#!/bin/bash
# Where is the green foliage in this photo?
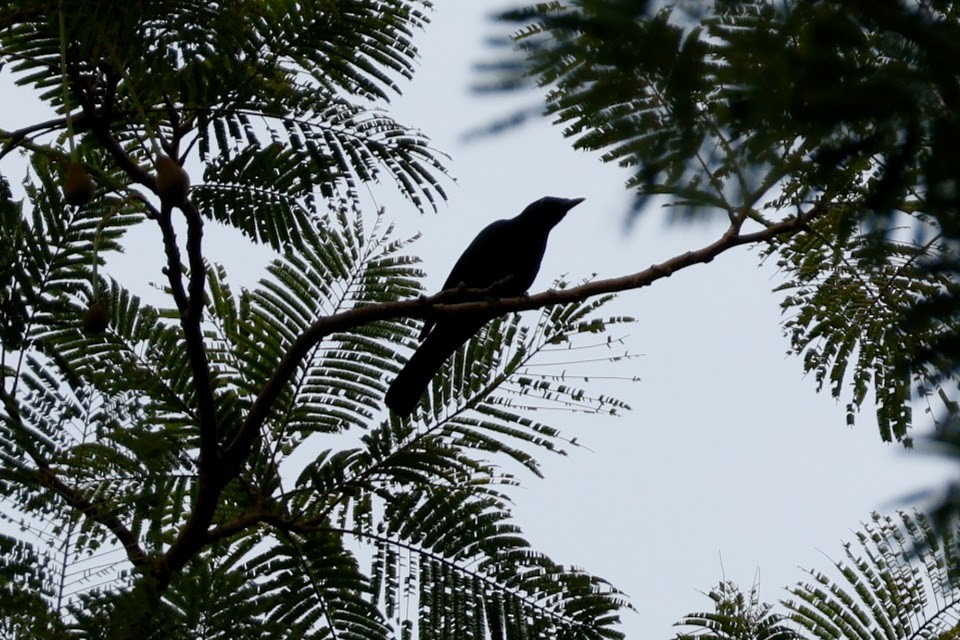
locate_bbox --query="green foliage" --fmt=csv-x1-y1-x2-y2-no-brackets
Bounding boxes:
675,581,795,640
0,1,636,638
675,511,960,640
485,0,960,446
1,189,634,636
0,533,67,639
772,220,953,445
2,0,446,230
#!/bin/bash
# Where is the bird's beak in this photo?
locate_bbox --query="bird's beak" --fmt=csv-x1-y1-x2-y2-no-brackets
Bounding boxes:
564,197,585,211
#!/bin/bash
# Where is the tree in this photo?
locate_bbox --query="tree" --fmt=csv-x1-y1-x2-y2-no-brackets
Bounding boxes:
5,0,959,638
673,511,960,640
674,581,794,640
0,2,634,637
478,0,960,632
484,0,960,449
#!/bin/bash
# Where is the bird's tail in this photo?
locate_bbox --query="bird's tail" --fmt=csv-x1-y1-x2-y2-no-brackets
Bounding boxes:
385,323,478,418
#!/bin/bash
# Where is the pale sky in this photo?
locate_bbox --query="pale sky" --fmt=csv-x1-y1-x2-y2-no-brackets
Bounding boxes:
2,3,957,639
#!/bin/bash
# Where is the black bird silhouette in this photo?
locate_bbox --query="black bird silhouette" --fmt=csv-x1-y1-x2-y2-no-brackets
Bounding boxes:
385,196,584,417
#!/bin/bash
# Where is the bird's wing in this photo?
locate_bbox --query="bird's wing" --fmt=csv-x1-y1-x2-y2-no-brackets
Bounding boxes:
419,219,512,341
440,219,512,291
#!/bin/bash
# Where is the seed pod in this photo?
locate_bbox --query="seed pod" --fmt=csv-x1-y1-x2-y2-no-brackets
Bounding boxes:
155,155,190,204
63,161,95,207
82,299,109,334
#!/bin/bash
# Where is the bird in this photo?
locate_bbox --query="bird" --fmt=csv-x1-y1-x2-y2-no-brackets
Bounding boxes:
385,196,584,417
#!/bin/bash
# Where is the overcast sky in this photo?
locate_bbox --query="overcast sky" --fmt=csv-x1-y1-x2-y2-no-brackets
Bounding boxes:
2,3,957,638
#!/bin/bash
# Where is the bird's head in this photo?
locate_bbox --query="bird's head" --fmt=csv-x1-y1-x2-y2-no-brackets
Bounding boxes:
518,196,585,228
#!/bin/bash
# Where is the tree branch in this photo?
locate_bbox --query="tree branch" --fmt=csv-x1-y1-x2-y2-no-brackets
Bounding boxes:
177,197,218,464
0,386,149,569
66,65,156,189
36,468,150,568
0,112,90,161
152,205,221,584
219,206,823,481
151,201,827,584
204,504,277,545
67,60,222,584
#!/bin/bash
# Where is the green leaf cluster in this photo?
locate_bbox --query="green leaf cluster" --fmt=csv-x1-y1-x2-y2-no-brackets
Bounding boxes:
488,0,960,445
675,511,960,640
2,0,446,225
1,180,633,635
0,1,637,638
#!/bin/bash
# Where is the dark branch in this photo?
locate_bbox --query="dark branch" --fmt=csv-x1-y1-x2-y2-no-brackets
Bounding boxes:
155,205,190,315
161,195,221,579
178,197,217,460
36,468,150,568
219,207,823,481
67,58,222,583
66,65,156,189
0,387,149,568
205,505,277,544
0,112,90,161
151,205,220,584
